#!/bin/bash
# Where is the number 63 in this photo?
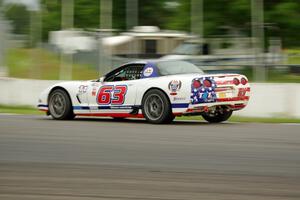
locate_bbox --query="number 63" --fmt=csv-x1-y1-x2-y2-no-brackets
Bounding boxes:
97,85,127,105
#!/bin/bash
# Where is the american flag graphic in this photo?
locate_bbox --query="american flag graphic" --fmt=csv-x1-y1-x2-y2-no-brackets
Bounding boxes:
191,77,217,104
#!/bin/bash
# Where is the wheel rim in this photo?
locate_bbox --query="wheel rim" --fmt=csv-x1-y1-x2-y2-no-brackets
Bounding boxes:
49,92,66,118
144,94,164,121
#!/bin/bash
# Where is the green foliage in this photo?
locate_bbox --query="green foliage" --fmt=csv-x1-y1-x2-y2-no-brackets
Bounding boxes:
265,1,300,47
74,0,100,28
164,0,190,31
4,4,30,35
3,0,300,47
138,0,169,28
113,0,126,29
41,0,62,41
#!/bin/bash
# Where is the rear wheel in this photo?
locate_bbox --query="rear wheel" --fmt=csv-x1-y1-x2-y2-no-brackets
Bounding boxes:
142,89,174,124
202,110,232,123
48,89,75,120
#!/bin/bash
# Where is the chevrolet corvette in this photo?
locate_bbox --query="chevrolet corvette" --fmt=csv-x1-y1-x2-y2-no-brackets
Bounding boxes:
38,60,250,124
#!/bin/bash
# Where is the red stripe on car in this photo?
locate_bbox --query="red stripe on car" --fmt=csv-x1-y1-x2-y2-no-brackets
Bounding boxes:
77,113,144,118
217,96,250,102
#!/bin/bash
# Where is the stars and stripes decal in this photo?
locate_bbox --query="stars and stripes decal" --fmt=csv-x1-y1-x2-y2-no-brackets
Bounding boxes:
191,77,217,104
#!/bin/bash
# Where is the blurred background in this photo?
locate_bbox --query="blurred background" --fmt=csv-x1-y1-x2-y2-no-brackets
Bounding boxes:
2,2,300,199
0,0,299,82
1,0,300,118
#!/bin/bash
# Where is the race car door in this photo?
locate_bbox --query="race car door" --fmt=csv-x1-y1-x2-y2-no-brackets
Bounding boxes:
87,64,145,115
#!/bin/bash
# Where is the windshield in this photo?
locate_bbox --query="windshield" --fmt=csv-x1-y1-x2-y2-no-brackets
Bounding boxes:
157,61,204,76
172,43,201,55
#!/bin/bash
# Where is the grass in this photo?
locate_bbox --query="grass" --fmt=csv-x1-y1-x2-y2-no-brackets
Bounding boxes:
176,115,300,123
1,105,300,123
0,105,42,115
285,49,300,64
267,49,300,83
5,48,300,82
6,48,99,80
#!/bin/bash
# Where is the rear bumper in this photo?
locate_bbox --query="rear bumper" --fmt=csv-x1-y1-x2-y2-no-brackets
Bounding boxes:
188,75,250,115
183,97,249,115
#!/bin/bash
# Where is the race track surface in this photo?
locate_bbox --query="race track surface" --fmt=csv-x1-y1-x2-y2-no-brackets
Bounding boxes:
0,114,300,200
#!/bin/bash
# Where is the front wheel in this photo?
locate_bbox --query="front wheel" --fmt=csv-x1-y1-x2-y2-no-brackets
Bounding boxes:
48,89,75,120
202,110,232,123
142,89,174,124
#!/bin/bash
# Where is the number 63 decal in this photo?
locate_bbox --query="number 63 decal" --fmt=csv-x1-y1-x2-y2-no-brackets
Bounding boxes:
97,85,127,105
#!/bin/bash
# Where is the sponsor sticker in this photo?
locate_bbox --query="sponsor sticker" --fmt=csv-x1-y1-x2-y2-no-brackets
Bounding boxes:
168,80,182,92
143,67,154,77
92,87,97,96
173,97,186,101
78,85,88,94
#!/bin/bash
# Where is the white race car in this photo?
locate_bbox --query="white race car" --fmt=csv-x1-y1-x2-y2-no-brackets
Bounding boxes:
38,60,250,124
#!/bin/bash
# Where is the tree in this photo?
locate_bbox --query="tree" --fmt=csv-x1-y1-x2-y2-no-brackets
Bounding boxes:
40,0,147,39
74,0,99,28
5,0,300,47
41,0,61,40
265,1,300,47
4,4,30,35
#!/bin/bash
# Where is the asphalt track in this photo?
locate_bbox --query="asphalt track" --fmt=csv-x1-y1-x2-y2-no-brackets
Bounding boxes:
0,114,300,200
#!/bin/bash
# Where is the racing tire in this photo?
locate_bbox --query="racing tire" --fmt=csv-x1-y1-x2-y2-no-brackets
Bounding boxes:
165,114,176,124
142,89,174,124
48,89,75,120
202,110,232,123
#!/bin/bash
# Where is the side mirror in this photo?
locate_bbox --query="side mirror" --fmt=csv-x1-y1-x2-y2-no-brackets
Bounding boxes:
99,77,104,83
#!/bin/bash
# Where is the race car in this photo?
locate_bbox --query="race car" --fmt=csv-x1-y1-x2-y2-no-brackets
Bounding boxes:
38,60,250,124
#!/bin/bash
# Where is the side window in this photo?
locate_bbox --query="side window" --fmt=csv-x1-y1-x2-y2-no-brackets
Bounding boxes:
105,64,145,82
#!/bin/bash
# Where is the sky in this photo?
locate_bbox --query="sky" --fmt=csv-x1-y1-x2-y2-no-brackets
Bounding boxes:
3,0,40,11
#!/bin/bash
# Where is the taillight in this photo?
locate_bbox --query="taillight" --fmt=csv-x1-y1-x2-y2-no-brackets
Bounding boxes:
241,77,248,85
203,79,212,87
193,80,201,88
233,78,240,86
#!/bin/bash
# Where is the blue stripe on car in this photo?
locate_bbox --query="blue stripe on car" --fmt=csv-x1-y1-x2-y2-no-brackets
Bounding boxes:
73,106,89,110
171,103,189,108
73,103,189,110
38,104,48,108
